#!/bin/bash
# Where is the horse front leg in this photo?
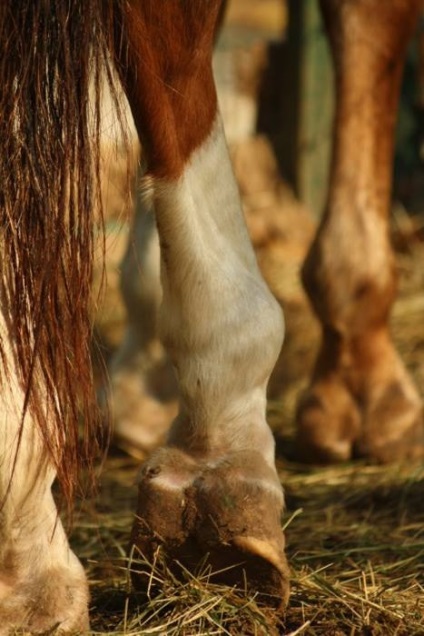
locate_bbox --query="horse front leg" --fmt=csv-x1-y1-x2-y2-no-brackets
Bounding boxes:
297,0,424,462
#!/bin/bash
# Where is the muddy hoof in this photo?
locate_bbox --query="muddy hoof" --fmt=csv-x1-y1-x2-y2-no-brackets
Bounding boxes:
130,447,290,607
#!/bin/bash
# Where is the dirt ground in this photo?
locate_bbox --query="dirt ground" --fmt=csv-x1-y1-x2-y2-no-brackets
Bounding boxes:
76,2,424,634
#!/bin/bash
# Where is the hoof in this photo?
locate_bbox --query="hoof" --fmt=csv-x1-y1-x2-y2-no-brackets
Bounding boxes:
0,564,89,634
130,447,290,607
296,348,424,464
102,368,177,459
355,374,424,463
296,377,361,463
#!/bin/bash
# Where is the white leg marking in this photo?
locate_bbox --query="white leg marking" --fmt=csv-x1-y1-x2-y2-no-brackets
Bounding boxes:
107,169,178,454
0,310,88,631
152,116,284,466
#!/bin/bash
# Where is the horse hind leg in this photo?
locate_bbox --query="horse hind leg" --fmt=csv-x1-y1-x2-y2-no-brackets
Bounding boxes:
131,124,290,601
297,0,424,463
107,0,229,459
0,310,89,633
104,163,178,458
113,0,289,603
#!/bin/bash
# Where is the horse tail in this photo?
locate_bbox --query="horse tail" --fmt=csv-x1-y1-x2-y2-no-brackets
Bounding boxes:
0,1,126,508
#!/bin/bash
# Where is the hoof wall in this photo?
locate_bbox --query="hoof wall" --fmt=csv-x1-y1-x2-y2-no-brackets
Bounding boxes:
130,447,290,607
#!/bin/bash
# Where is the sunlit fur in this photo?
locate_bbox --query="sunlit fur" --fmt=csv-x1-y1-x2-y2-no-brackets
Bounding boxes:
0,1,126,506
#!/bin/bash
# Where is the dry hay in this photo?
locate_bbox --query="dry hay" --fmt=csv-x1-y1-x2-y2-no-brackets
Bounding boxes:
69,448,424,634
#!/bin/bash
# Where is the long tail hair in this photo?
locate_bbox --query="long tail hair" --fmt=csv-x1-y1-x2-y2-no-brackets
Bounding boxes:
0,1,125,506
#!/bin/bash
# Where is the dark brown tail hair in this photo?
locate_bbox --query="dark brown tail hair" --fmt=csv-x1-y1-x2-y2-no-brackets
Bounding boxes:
0,1,126,507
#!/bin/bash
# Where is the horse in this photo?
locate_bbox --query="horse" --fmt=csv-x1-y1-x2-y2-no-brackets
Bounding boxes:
0,0,422,632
